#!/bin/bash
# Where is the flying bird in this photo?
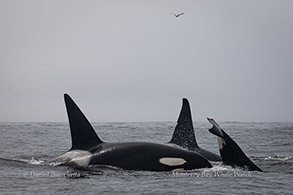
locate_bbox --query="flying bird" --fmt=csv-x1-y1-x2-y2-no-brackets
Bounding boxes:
171,12,184,17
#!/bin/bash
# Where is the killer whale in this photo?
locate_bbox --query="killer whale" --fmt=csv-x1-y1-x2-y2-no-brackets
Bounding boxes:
168,98,222,161
49,94,212,171
207,118,263,172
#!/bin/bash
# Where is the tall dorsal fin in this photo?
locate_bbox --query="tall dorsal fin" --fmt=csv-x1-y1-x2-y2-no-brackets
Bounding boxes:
169,98,198,150
64,94,103,150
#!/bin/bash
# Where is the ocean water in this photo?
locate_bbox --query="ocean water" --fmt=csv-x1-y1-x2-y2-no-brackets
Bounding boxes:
0,121,292,194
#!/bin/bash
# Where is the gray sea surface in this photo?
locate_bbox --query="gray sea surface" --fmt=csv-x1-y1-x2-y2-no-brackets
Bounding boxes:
0,122,292,194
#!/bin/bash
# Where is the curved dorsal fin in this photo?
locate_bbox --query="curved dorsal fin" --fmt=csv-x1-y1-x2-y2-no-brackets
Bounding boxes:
169,98,198,150
64,94,103,150
207,118,263,172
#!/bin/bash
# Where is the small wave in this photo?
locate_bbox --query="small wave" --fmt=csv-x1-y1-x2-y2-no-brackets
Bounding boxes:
89,164,122,171
0,157,45,165
48,161,65,166
206,165,232,172
21,157,45,165
264,156,291,161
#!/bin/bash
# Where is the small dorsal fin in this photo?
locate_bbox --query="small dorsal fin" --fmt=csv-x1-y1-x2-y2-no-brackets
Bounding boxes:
169,98,198,150
64,94,103,150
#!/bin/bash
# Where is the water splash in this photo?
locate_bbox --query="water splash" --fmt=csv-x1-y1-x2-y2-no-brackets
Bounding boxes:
264,156,291,161
26,157,45,165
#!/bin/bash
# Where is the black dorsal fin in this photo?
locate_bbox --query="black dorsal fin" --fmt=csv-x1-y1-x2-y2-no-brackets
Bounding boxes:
169,98,198,150
207,118,263,172
64,94,103,150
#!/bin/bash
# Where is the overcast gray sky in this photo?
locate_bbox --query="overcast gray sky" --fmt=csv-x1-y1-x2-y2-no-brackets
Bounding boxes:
0,0,292,122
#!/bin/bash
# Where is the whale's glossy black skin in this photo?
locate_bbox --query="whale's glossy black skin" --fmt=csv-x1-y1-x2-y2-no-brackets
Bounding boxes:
168,99,222,161
87,142,212,171
207,118,263,172
49,94,212,171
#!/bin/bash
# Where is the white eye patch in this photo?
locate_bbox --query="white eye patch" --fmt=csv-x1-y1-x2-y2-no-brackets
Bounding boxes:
159,157,186,166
